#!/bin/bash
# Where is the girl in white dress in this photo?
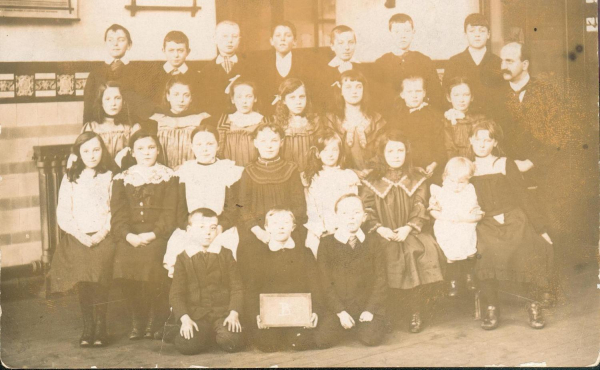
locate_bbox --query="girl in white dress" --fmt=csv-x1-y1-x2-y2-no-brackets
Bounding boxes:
303,128,361,257
429,157,484,296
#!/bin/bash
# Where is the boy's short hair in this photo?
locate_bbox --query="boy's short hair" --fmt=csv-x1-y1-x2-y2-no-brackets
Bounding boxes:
464,13,490,32
163,30,190,50
388,13,414,30
330,25,355,44
188,208,219,226
104,24,132,45
400,75,425,93
216,20,240,33
334,194,364,213
251,122,285,139
271,21,297,39
443,157,475,181
264,208,296,227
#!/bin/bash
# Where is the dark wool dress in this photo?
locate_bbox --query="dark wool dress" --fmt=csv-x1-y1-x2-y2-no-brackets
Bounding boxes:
443,112,487,159
217,113,265,167
280,116,321,173
111,164,179,282
361,170,445,290
471,158,554,288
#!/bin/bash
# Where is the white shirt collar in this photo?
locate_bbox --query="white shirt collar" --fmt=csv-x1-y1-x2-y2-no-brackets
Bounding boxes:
328,56,356,73
334,228,366,245
104,56,130,65
409,101,429,113
468,46,487,66
163,62,188,74
276,52,293,77
509,72,530,92
216,54,239,64
268,238,295,252
391,47,410,57
185,239,222,258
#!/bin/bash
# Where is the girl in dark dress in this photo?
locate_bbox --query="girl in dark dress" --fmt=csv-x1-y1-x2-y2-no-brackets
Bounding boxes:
272,78,321,172
236,122,307,284
49,132,116,347
360,130,445,333
325,70,387,177
469,120,554,330
111,130,179,340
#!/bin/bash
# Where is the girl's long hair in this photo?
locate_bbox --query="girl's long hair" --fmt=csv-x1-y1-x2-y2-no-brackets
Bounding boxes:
92,81,132,125
366,129,415,182
332,69,375,121
67,132,117,182
274,78,317,128
303,128,346,186
470,119,506,157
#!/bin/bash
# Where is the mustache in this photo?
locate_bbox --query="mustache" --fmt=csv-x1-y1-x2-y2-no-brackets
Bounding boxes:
501,69,512,75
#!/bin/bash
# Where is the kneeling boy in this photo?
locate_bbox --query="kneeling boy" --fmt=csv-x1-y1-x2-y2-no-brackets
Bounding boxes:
170,208,244,355
315,194,387,347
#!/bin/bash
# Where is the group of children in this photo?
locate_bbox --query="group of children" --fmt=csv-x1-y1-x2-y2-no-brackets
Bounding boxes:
48,12,555,354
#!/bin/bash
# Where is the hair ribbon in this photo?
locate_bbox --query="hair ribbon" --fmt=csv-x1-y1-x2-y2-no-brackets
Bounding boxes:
331,81,341,89
224,74,241,94
271,94,282,106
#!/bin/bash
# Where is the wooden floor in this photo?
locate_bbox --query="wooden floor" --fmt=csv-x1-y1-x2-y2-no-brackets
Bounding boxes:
2,247,599,368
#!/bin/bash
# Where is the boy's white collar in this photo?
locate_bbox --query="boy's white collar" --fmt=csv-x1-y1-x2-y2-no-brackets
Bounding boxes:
163,62,189,74
334,228,365,244
216,54,238,64
268,238,295,252
105,56,130,65
185,240,222,257
328,56,356,67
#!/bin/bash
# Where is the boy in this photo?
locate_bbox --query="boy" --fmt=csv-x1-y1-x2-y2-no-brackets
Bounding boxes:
373,13,444,110
83,24,147,123
197,21,249,118
394,76,446,182
244,208,321,352
145,31,199,108
247,21,312,115
169,208,244,355
442,13,503,114
314,194,387,348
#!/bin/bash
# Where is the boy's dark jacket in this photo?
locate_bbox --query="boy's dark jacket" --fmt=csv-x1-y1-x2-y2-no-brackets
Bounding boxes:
169,245,243,321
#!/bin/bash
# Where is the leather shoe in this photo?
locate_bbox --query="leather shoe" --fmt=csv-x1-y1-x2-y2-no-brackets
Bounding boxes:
481,305,499,330
409,312,422,333
528,302,545,329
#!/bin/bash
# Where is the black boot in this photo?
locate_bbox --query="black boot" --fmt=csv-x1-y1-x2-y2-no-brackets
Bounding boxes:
481,305,499,330
93,286,109,347
78,284,95,347
465,274,477,292
127,297,144,340
464,258,477,292
528,302,545,329
144,303,156,339
448,280,459,298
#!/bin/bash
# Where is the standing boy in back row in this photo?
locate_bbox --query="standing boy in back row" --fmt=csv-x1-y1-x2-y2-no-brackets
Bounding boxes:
373,13,444,111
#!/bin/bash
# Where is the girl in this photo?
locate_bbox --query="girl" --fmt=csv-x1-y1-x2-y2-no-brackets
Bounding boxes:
83,81,140,159
442,77,487,159
273,78,321,172
111,130,178,340
217,80,266,167
303,128,361,257
150,75,210,169
236,122,307,283
49,132,116,347
360,130,445,333
429,157,483,297
469,120,553,330
325,70,386,177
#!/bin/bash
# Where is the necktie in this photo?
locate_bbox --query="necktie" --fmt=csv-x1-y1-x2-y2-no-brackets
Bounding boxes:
202,252,209,264
111,59,124,72
171,68,180,76
222,56,232,74
348,236,358,249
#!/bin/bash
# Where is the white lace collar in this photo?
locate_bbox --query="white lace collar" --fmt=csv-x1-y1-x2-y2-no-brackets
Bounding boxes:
185,240,222,258
268,238,295,252
114,164,175,186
